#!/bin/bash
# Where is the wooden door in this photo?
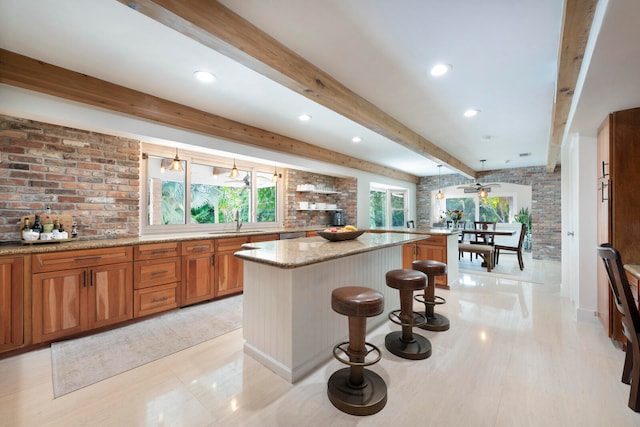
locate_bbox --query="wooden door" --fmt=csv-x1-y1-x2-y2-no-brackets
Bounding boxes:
402,243,416,269
215,237,247,297
88,262,133,330
416,243,448,287
0,256,23,352
215,250,244,297
32,268,87,343
182,251,215,306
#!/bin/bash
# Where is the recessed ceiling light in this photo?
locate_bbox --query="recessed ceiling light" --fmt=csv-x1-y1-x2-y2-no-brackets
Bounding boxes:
352,136,362,143
298,114,312,121
193,70,216,83
464,109,480,118
430,63,452,77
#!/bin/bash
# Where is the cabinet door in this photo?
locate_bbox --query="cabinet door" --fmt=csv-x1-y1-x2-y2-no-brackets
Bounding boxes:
182,252,215,306
32,268,87,344
402,243,416,269
215,251,244,297
215,238,247,297
416,242,448,287
88,262,133,329
0,256,23,352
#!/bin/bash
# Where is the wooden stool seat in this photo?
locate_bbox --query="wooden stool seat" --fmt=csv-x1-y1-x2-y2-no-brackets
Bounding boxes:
384,269,432,360
412,260,450,332
385,269,428,290
412,260,447,276
328,286,387,416
331,286,384,318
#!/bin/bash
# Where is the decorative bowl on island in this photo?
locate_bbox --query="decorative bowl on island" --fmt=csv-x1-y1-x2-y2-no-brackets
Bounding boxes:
317,228,365,242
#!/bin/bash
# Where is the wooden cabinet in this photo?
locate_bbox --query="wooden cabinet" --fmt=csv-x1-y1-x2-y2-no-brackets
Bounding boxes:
402,233,459,289
133,242,180,317
32,247,133,344
0,256,24,352
215,237,248,297
181,239,215,307
250,233,279,243
596,107,640,344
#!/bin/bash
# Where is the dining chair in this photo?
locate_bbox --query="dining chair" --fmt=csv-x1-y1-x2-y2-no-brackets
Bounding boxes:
494,223,527,270
597,244,640,412
462,221,496,262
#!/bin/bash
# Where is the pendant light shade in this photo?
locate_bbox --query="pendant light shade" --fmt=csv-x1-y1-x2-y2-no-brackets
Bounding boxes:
435,164,444,200
168,148,183,171
229,159,239,178
478,187,488,198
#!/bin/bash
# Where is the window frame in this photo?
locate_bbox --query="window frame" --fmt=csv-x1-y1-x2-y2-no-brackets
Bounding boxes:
141,144,282,235
369,184,409,228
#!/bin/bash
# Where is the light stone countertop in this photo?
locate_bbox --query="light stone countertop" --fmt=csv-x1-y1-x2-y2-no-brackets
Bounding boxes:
234,232,429,269
0,227,448,257
625,264,640,279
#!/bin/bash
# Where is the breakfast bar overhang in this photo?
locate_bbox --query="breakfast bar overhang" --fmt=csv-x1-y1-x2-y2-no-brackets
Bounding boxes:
235,232,428,383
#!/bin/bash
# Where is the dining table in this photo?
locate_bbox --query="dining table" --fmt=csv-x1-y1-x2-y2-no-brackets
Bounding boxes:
458,228,517,268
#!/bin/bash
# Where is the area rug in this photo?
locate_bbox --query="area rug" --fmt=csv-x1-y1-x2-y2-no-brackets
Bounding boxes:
51,295,242,398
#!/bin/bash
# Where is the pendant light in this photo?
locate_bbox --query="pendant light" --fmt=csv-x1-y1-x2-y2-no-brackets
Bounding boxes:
478,160,488,198
168,148,183,171
271,164,279,183
229,159,239,178
435,164,444,200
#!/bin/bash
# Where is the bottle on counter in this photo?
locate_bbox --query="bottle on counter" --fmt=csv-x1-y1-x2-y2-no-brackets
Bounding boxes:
71,221,78,238
22,218,31,231
54,218,61,231
32,213,44,234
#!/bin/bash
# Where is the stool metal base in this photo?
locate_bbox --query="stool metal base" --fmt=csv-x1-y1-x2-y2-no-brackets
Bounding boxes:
327,368,387,416
384,330,432,360
417,312,450,332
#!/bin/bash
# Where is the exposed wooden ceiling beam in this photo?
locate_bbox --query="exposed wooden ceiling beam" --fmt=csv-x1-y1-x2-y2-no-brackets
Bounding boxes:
118,0,477,179
547,0,597,172
0,49,418,183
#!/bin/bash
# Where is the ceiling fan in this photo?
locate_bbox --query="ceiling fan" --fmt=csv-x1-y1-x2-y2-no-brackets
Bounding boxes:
457,160,500,197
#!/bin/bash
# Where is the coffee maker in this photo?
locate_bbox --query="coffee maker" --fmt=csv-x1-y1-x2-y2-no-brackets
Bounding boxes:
332,211,346,226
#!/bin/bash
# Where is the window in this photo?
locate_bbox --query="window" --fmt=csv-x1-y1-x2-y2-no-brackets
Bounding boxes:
443,196,512,224
143,147,279,233
370,186,408,228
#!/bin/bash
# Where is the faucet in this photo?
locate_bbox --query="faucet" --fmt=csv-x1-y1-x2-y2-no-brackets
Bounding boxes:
235,210,243,231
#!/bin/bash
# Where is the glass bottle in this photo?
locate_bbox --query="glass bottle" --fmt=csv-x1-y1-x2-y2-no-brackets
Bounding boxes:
33,214,43,234
54,218,61,231
22,218,31,231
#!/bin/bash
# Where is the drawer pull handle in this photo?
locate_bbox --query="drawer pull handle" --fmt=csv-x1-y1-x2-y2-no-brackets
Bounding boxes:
151,249,171,254
151,270,169,275
190,245,209,251
151,296,169,303
75,256,101,262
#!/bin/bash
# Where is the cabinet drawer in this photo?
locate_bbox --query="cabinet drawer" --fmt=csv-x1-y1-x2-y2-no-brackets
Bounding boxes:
182,239,215,255
215,237,249,252
134,282,179,318
422,235,446,246
32,246,132,273
249,233,279,243
134,242,181,260
134,258,181,289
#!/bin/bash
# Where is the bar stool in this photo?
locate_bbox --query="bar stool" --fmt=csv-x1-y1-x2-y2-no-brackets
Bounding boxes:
384,269,431,360
327,286,387,416
412,260,450,331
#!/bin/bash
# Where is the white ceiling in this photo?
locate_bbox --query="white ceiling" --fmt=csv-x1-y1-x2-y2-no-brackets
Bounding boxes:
0,0,638,178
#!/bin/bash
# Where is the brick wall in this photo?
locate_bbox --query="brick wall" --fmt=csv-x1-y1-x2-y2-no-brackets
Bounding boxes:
0,115,140,241
284,170,357,229
417,166,562,260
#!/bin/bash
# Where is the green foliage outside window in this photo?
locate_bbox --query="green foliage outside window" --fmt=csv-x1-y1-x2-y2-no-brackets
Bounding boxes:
369,190,387,227
479,197,511,222
161,181,185,224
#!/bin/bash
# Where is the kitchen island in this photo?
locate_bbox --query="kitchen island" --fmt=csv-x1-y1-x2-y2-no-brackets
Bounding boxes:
234,232,428,383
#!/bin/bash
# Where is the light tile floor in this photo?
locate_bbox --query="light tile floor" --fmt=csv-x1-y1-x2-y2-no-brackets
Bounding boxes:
1,255,639,426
